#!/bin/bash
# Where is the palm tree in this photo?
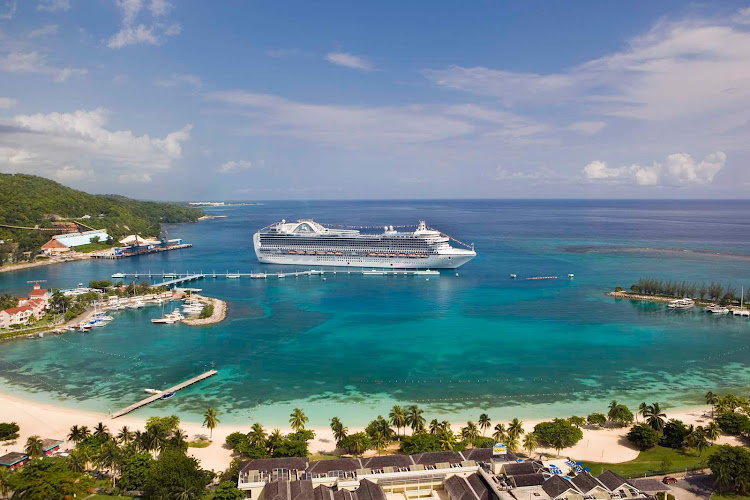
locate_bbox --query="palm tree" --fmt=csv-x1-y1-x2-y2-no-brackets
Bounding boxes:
705,391,718,418
79,425,91,440
461,421,479,448
706,421,721,444
330,418,348,447
24,435,44,459
492,423,506,443
93,422,109,438
267,429,284,455
203,407,219,438
508,418,524,440
406,405,425,433
389,405,406,438
608,400,620,422
440,420,451,432
374,432,387,455
523,432,538,457
133,430,145,452
171,429,189,452
67,448,88,473
68,425,84,444
439,429,456,451
645,403,667,432
691,426,709,456
117,426,135,445
144,427,166,457
429,419,441,435
478,414,491,436
0,465,10,498
638,402,648,423
289,408,308,432
97,440,122,486
249,423,268,448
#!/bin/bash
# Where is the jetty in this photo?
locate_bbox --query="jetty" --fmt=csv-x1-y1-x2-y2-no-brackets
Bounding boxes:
110,369,218,419
110,269,441,281
152,274,205,288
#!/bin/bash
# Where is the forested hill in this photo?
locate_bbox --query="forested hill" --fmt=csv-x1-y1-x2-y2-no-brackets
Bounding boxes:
0,174,203,252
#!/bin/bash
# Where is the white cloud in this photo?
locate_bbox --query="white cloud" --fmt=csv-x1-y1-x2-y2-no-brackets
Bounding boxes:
117,172,152,183
0,108,191,182
326,52,375,71
155,73,202,89
583,152,726,186
492,166,557,181
54,165,91,180
425,9,750,122
566,121,606,135
0,97,16,109
0,51,87,82
27,24,58,38
0,1,17,20
219,160,254,173
208,90,478,146
108,0,180,48
37,0,69,12
149,0,170,16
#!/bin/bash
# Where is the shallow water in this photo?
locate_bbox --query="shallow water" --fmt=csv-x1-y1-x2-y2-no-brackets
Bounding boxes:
1,199,749,426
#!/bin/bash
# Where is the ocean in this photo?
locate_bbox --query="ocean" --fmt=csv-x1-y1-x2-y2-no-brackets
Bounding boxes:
0,199,749,427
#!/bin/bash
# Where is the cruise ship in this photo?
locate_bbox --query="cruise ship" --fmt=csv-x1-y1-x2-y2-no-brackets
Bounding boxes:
253,220,476,269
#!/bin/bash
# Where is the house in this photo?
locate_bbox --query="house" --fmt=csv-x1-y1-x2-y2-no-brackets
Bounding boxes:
542,475,581,500
2,305,34,326
0,452,29,470
571,472,611,498
631,478,671,495
42,438,63,456
0,310,9,329
28,284,50,307
41,229,110,254
596,471,640,498
41,238,70,254
444,473,495,500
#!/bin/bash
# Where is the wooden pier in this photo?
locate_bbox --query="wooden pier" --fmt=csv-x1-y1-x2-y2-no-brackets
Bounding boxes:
110,369,218,419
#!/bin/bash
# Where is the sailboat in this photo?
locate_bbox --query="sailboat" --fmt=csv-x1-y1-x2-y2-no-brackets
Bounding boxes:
734,285,750,317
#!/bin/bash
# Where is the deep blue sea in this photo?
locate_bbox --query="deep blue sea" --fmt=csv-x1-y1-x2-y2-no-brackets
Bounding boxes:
1,200,749,426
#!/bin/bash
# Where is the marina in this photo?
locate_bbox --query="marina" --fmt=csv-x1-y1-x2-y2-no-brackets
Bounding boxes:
109,369,218,418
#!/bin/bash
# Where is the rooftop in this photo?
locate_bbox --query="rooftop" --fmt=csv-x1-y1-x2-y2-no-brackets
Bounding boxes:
0,452,28,465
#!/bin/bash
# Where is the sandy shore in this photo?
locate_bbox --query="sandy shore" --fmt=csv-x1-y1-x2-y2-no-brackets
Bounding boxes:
0,254,89,274
0,392,742,473
182,296,227,326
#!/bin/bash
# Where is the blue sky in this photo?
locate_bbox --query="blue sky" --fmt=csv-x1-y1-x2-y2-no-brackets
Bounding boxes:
1,1,749,199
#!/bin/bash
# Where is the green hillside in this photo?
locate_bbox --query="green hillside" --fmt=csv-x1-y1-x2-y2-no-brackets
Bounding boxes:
0,173,203,255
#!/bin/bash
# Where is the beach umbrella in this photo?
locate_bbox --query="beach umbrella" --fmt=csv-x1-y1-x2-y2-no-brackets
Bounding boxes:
583,467,591,472
576,461,583,465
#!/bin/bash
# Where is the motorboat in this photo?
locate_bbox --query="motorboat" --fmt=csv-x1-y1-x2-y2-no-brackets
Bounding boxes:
667,298,694,309
151,317,176,324
160,392,175,400
705,304,729,314
111,272,126,279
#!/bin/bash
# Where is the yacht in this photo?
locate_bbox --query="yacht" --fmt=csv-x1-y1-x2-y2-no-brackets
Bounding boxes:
705,304,730,314
667,298,695,310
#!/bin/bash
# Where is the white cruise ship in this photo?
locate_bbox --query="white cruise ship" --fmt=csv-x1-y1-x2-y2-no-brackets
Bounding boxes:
253,220,476,269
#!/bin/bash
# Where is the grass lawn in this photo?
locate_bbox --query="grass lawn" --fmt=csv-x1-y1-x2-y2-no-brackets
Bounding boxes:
582,445,717,477
75,241,116,253
711,495,750,500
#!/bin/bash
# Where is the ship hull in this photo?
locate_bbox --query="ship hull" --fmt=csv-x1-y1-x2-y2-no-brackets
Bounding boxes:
255,252,475,269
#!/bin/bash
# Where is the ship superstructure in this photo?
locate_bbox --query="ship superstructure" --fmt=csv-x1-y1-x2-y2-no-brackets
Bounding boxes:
253,220,476,269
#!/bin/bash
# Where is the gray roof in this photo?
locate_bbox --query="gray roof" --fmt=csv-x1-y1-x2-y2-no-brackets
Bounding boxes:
511,474,546,487
0,452,28,465
291,481,314,500
466,473,492,500
41,438,62,450
355,479,388,500
503,462,536,476
360,455,414,469
460,448,495,462
571,472,606,493
314,485,335,500
444,473,493,500
412,451,464,466
306,458,362,475
239,457,310,474
632,479,670,493
333,489,357,500
597,470,632,492
543,475,579,498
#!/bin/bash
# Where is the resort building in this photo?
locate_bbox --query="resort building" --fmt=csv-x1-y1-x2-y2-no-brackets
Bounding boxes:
0,284,51,328
41,438,63,456
41,229,110,254
238,454,649,500
0,452,29,470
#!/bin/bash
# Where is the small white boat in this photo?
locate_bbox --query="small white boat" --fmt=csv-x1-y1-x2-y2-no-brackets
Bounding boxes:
706,304,729,314
668,298,695,310
277,273,286,279
226,274,240,279
151,317,176,324
144,388,160,394
510,274,517,279
250,273,267,279
111,272,126,279
733,309,750,317
414,269,439,275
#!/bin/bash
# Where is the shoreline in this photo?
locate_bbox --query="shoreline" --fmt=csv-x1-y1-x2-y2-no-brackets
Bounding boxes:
182,295,227,326
0,390,742,473
0,254,90,274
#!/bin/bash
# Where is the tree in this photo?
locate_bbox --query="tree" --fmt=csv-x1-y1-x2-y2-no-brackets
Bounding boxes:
170,428,189,453
93,421,109,438
267,429,283,455
661,419,690,449
523,432,538,457
289,408,308,432
686,426,709,456
117,425,135,445
272,430,314,458
7,457,93,500
143,449,211,500
627,424,660,450
406,405,425,433
249,423,267,448
330,417,348,447
373,432,387,455
708,445,750,494
25,435,44,459
587,413,606,427
607,401,634,427
705,391,719,418
568,416,586,428
341,432,371,456
204,407,220,438
716,412,750,435
119,451,154,492
439,429,457,451
214,480,245,500
533,419,583,456
460,422,479,448
389,406,406,438
400,433,441,454
706,421,721,444
638,402,648,423
0,422,20,441
0,466,10,498
492,423,506,442
645,403,667,432
508,418,524,440
96,439,122,486
478,414,491,436
366,416,394,444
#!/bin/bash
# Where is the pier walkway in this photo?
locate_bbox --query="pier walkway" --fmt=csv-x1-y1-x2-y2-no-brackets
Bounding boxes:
110,369,218,419
111,269,441,281
152,274,205,288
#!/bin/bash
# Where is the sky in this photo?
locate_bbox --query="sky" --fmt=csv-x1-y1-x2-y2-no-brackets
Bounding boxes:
1,1,749,200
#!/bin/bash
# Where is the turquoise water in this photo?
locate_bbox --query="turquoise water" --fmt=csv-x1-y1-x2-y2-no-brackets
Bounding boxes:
1,200,749,426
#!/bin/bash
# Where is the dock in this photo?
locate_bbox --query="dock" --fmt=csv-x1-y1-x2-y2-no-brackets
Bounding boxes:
111,269,441,281
152,274,205,288
110,369,218,419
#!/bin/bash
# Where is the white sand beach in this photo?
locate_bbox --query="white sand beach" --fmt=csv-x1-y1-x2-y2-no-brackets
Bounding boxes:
0,391,742,473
